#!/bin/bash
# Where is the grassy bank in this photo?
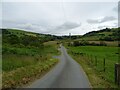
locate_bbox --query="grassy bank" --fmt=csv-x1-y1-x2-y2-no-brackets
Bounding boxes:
67,46,119,88
2,58,58,89
2,40,60,89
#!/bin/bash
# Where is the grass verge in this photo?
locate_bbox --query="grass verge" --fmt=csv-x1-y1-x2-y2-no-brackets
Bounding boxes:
2,41,60,89
2,58,58,89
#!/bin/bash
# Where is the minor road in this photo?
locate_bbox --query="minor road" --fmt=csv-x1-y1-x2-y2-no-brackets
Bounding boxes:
27,45,90,88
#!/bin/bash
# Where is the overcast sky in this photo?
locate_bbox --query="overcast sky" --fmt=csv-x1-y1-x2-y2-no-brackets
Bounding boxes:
1,0,119,36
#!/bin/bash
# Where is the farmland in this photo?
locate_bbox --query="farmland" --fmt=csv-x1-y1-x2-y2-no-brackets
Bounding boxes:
65,46,119,87
64,28,120,88
67,45,119,88
1,27,120,88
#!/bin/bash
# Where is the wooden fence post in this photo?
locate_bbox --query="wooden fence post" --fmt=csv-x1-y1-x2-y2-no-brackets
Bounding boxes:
115,63,120,86
95,56,97,66
119,65,120,86
103,58,106,72
91,55,93,64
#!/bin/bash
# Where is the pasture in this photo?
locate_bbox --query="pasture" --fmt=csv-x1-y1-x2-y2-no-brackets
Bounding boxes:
68,46,119,88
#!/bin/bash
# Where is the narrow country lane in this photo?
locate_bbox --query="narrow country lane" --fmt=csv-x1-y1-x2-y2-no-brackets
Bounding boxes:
27,45,91,88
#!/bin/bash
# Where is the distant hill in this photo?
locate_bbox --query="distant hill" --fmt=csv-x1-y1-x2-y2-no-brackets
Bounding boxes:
1,28,64,51
59,28,120,41
80,28,120,41
1,27,120,42
1,28,61,43
2,28,55,37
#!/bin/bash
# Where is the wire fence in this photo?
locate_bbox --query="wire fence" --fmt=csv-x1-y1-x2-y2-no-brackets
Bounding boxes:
71,51,120,87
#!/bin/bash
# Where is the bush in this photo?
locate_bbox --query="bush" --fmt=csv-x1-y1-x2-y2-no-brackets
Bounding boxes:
118,44,120,47
80,40,89,46
67,42,71,46
104,36,113,41
73,41,80,46
100,41,107,46
90,42,100,46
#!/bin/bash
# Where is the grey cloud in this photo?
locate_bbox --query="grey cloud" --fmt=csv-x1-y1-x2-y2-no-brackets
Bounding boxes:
98,24,118,29
2,2,117,35
87,19,99,24
87,16,117,24
17,23,49,33
98,26,107,29
113,6,118,12
101,16,116,23
2,20,48,33
17,23,38,30
54,21,81,31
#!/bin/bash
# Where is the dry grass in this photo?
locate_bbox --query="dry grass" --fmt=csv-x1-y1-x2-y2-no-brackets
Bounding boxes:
88,41,118,46
44,41,58,46
2,58,58,89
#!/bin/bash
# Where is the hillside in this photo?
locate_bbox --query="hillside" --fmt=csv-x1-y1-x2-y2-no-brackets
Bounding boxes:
1,27,120,43
2,28,60,42
2,28,60,89
80,28,120,41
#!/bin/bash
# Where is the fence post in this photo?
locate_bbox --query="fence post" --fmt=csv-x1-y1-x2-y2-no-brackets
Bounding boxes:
91,55,93,64
115,64,117,84
103,58,105,72
95,56,97,66
87,54,89,65
115,63,120,86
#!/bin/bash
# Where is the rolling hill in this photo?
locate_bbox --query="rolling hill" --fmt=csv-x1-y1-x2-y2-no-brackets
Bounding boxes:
80,28,120,41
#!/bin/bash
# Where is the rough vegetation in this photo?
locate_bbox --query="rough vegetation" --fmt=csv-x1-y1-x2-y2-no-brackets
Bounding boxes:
2,29,60,89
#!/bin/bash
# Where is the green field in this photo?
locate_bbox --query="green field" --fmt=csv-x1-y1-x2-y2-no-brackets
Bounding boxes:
79,28,119,41
68,46,119,88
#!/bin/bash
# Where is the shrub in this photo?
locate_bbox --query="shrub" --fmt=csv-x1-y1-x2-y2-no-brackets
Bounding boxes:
73,41,80,46
80,40,89,46
90,42,100,46
100,41,107,46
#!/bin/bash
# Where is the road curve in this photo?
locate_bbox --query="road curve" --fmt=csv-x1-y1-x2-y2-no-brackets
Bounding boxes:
27,45,91,88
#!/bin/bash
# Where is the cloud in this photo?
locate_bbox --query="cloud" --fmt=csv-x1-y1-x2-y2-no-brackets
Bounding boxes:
2,2,118,35
98,23,118,29
97,26,107,29
17,23,38,30
53,21,81,31
101,16,116,22
2,20,81,34
2,20,48,33
113,6,118,12
87,16,117,24
87,19,99,24
17,23,50,33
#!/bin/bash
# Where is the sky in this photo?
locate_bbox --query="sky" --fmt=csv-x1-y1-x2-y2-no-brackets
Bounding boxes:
1,0,119,36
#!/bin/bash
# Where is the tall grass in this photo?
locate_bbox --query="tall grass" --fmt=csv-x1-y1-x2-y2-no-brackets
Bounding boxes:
2,43,59,72
2,41,60,88
3,54,39,71
2,58,58,88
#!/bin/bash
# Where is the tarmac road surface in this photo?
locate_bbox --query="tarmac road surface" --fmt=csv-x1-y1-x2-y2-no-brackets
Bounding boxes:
27,45,90,88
